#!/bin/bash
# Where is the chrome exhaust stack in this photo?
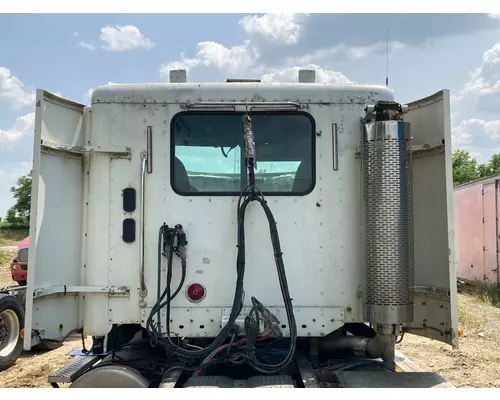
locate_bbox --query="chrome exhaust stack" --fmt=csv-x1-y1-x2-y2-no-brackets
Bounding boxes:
361,101,414,369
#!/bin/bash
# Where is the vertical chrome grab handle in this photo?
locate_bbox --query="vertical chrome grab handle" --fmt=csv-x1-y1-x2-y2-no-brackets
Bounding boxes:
146,126,153,173
332,123,339,171
139,151,148,298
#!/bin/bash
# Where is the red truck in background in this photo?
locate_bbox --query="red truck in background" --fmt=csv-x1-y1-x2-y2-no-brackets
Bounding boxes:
9,236,29,286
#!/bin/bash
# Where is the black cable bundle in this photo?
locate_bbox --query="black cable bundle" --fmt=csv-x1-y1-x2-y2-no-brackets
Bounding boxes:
228,187,297,374
145,186,297,374
146,213,246,359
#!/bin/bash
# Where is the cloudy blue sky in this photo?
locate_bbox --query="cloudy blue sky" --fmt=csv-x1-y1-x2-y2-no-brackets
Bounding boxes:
1,13,500,217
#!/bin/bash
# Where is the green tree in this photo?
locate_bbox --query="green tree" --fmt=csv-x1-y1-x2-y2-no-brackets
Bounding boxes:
452,149,480,187
485,154,500,176
474,154,500,180
478,162,492,179
6,170,32,225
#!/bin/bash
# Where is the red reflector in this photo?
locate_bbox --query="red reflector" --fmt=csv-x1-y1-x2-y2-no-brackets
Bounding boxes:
186,283,205,302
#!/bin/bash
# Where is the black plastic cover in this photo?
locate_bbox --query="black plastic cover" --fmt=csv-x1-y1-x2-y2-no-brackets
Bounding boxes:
123,188,136,212
123,218,136,243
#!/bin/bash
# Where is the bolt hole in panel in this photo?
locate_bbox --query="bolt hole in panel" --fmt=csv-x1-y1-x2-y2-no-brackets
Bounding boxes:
145,307,344,337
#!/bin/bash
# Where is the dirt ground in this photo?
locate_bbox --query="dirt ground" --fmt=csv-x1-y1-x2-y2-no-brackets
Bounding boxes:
1,251,500,388
397,288,500,388
0,337,92,388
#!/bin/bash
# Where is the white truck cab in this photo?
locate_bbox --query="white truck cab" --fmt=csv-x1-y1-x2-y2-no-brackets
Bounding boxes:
23,69,457,388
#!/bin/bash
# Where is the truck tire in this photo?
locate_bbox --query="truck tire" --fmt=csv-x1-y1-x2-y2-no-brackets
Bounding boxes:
0,295,24,371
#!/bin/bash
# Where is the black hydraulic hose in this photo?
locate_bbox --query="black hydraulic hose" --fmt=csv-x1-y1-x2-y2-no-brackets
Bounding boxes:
156,225,163,331
147,228,186,337
229,192,297,374
148,185,296,371
155,260,186,311
155,196,250,359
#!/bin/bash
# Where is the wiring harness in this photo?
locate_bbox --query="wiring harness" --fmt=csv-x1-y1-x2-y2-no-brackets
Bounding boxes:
145,113,297,374
145,186,297,374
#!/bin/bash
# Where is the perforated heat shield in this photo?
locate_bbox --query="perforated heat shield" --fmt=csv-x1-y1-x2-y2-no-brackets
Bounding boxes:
362,120,414,324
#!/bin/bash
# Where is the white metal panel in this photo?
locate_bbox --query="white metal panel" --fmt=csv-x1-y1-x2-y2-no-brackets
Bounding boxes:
24,90,86,350
402,90,459,347
169,69,187,83
91,83,394,106
298,70,316,83
86,85,395,338
83,104,112,334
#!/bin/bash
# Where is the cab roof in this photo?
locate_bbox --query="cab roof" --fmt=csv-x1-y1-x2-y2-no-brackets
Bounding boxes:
91,82,394,106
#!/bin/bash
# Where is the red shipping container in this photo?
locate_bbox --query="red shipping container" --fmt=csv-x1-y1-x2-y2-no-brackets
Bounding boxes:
454,175,500,284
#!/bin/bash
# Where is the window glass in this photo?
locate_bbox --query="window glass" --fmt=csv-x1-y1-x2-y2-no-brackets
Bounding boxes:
172,113,314,195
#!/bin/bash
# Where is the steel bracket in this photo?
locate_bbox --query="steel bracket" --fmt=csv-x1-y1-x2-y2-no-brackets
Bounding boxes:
41,140,131,159
33,285,130,299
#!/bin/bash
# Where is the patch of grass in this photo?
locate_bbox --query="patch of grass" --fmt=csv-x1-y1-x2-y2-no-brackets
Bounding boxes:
0,229,28,247
0,249,11,267
458,301,483,330
458,280,500,308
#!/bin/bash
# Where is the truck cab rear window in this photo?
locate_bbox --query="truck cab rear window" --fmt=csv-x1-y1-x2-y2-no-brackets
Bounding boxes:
171,112,315,195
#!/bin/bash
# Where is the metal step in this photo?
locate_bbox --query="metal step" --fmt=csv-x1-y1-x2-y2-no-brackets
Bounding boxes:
48,355,100,384
183,375,296,388
334,371,453,388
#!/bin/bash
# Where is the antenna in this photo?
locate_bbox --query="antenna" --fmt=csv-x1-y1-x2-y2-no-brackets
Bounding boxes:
385,30,389,87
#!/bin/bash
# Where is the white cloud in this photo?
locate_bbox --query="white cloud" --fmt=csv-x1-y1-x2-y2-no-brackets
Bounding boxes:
0,67,35,109
78,40,96,51
350,41,406,59
450,42,500,161
454,42,500,104
159,30,405,83
160,41,257,78
292,41,406,66
459,118,500,140
100,25,155,52
197,41,255,73
451,121,476,149
0,112,35,144
239,13,307,45
260,64,352,84
451,116,500,162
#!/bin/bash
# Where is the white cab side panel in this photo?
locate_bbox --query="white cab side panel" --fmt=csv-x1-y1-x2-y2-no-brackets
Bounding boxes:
24,90,86,350
403,90,458,347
